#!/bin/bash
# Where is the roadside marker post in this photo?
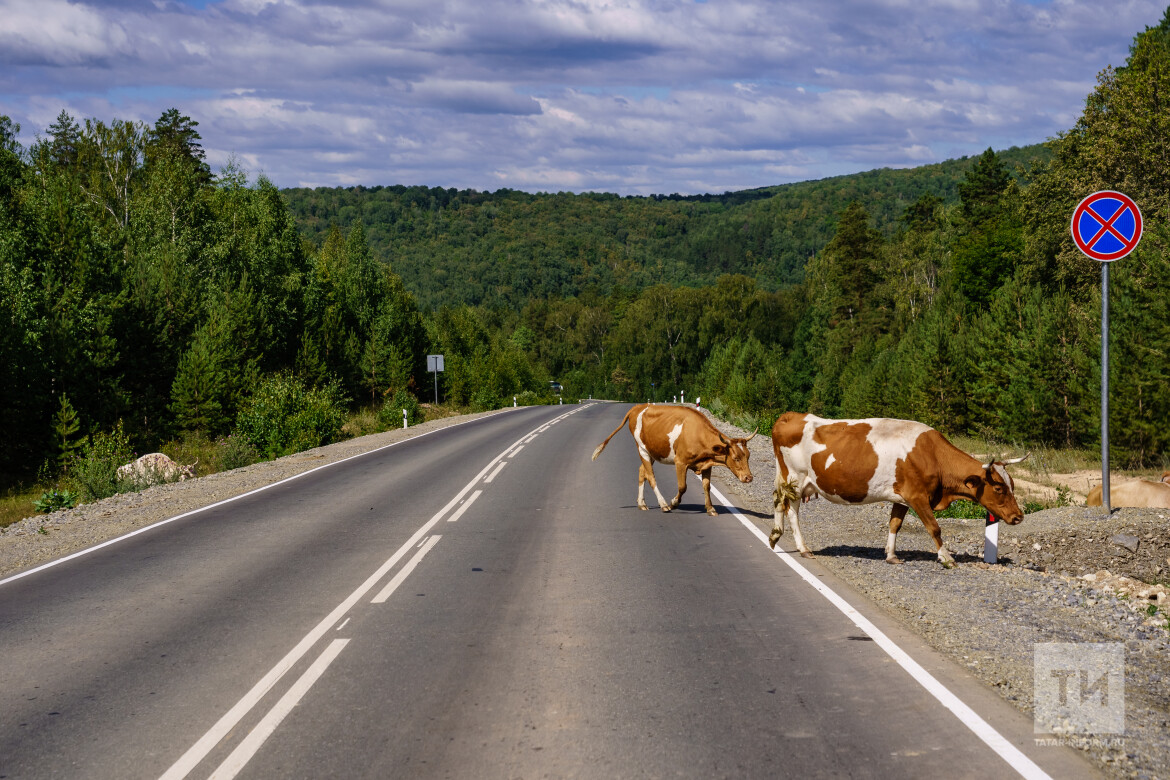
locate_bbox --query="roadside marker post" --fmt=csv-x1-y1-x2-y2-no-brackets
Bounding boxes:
984,514,999,564
1070,191,1143,515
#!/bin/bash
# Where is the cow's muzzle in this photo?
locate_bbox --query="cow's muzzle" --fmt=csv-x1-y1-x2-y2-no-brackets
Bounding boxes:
740,475,753,483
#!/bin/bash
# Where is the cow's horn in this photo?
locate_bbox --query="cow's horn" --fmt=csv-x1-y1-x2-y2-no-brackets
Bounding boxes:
1001,453,1029,465
745,431,757,443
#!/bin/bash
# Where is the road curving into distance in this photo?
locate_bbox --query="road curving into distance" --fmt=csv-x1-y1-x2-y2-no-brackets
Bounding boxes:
0,403,1099,779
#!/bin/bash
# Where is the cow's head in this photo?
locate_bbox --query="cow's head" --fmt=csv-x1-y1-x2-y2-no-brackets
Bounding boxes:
707,431,755,483
964,454,1028,524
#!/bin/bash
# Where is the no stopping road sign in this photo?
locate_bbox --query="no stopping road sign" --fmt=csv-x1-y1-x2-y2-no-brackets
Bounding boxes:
1071,191,1143,261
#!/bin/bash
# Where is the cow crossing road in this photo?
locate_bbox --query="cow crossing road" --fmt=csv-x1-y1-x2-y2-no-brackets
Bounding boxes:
0,404,1097,779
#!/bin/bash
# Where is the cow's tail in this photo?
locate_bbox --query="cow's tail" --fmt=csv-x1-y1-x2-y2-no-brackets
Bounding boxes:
592,409,636,461
772,478,800,516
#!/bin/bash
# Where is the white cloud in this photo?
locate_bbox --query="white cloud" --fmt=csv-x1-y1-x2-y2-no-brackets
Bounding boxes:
0,0,1165,194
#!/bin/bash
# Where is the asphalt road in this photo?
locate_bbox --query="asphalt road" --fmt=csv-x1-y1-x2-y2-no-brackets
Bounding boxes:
0,403,1097,779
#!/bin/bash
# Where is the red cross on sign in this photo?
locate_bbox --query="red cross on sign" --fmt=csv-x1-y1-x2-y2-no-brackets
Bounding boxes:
1071,191,1143,262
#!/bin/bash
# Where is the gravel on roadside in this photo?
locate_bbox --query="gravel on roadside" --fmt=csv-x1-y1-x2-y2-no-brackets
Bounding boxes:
702,410,1170,780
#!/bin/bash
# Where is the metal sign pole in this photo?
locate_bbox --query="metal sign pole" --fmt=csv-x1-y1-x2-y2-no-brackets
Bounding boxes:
1101,263,1110,513
1071,190,1141,517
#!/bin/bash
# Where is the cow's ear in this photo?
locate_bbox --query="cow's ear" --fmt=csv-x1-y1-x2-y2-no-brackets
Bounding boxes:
964,474,983,490
713,443,728,455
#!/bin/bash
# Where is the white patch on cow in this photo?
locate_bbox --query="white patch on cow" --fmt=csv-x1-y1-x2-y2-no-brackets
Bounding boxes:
633,408,652,463
866,421,930,503
991,463,1012,491
823,453,835,471
664,422,684,465
885,531,897,559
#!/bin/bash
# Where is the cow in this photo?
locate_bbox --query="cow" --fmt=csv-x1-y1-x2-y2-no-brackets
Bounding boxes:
1087,472,1170,508
770,412,1028,566
117,453,198,484
592,404,755,516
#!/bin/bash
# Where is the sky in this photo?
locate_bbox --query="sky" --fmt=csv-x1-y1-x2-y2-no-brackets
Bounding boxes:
0,0,1166,195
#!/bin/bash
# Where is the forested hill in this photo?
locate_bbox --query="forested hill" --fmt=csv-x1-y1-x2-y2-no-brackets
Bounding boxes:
283,144,1049,311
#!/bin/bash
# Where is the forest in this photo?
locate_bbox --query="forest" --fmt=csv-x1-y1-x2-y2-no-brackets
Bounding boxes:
1,10,1168,506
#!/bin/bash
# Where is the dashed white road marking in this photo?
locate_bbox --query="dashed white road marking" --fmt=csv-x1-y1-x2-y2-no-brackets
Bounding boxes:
447,490,483,523
484,461,508,483
710,485,1052,780
371,535,442,604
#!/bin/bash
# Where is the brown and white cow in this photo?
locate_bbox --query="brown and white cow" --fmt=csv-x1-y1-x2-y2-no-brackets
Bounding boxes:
592,404,755,516
770,412,1027,565
117,453,198,484
1086,472,1170,508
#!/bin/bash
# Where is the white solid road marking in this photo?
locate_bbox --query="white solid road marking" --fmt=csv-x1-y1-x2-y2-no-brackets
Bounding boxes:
508,445,525,458
484,461,508,483
160,405,591,779
371,535,442,603
207,638,350,780
447,490,483,523
710,485,1052,780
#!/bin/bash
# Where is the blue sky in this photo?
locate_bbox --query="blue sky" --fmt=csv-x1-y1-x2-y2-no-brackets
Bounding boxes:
0,0,1165,195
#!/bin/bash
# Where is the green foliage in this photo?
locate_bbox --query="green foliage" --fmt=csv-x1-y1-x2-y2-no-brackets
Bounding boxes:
282,145,1050,311
33,489,77,514
234,373,348,459
53,394,83,472
64,421,135,502
380,389,423,427
215,434,260,472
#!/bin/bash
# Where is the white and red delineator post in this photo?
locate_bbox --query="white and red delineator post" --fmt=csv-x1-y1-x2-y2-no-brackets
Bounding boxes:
984,513,999,564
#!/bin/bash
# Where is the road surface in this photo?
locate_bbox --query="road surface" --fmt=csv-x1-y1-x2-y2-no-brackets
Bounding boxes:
0,403,1097,778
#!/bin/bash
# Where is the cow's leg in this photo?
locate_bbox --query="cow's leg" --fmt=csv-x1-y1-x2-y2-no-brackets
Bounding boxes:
640,458,671,512
636,460,650,510
886,504,908,564
789,503,812,557
769,458,787,546
670,461,688,510
699,467,716,516
910,501,954,566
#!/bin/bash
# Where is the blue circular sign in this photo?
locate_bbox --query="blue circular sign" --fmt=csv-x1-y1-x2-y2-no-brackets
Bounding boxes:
1071,191,1143,262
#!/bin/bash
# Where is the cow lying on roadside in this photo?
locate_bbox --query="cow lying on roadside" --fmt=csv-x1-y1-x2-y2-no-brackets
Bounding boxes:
1087,471,1170,509
770,412,1027,566
592,404,755,516
117,453,197,484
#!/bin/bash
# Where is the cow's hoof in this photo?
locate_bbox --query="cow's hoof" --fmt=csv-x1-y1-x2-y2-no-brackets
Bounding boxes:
661,506,671,513
768,529,782,549
638,504,648,511
799,551,815,559
705,508,717,517
939,558,955,569
885,556,904,565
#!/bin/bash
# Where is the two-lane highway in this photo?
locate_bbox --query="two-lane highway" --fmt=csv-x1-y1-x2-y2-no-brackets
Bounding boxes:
0,404,1096,778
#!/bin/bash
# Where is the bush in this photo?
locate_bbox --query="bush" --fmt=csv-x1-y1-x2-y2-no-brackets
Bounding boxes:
379,389,423,427
64,421,135,502
470,387,502,412
234,373,347,459
216,434,260,471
